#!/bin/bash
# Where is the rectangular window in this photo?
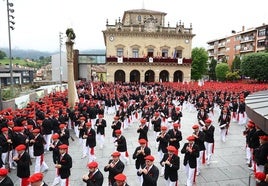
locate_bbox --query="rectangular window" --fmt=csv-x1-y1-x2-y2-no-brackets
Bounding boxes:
132,49,139,58
161,49,168,58
22,71,29,76
176,50,182,58
258,29,265,37
147,48,154,57
117,48,123,57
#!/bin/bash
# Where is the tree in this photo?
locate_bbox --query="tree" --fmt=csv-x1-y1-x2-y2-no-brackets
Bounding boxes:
191,47,208,81
241,52,268,81
208,58,217,81
215,63,229,81
0,50,6,59
231,56,241,72
226,71,240,81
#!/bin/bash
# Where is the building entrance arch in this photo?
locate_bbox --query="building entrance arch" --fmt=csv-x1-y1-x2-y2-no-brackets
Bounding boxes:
144,70,155,82
173,70,183,82
114,70,125,83
130,70,140,83
159,70,169,82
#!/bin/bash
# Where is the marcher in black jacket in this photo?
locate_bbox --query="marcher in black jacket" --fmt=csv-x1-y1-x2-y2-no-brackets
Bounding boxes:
83,161,104,186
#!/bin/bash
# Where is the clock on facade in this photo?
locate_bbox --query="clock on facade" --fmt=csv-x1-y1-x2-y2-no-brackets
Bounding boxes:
109,35,114,41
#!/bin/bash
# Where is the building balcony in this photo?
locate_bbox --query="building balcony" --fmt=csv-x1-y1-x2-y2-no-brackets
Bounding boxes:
106,57,192,64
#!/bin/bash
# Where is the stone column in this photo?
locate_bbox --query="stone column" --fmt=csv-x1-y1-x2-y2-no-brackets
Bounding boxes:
66,40,76,109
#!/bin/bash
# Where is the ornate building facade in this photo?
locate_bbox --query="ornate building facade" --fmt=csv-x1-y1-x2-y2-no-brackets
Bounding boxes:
103,8,194,83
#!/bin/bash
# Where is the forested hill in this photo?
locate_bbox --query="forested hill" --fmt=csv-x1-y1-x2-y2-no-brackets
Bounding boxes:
0,48,105,60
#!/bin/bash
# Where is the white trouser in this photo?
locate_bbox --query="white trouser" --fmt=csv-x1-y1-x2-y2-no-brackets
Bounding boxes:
154,131,160,148
246,147,252,164
74,126,79,138
196,150,204,173
43,134,52,151
52,176,69,186
82,139,87,156
86,146,96,163
166,177,177,186
96,134,105,149
256,165,264,172
204,142,213,164
119,151,129,165
220,128,227,142
34,154,48,173
185,163,195,186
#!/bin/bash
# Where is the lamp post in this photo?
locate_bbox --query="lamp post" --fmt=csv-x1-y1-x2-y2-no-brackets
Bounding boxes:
59,32,63,90
6,0,15,97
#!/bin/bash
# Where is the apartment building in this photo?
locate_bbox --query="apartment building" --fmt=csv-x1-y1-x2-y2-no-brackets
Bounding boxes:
207,24,268,67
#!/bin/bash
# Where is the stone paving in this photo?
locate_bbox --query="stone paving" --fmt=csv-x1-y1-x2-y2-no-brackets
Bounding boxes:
9,105,256,186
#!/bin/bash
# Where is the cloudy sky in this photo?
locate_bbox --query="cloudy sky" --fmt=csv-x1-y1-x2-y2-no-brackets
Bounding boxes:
0,0,267,52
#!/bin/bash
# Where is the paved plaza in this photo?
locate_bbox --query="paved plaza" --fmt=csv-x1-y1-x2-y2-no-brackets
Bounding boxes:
9,105,256,186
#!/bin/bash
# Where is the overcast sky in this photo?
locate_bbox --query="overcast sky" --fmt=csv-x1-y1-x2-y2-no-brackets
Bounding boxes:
0,0,267,52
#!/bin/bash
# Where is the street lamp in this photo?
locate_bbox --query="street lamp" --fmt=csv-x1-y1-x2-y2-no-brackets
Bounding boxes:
59,32,63,89
6,0,15,97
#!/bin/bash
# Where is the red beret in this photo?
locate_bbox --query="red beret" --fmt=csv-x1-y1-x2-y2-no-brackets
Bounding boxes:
13,126,23,132
187,135,196,141
28,172,43,183
114,173,126,182
192,124,199,129
175,106,180,111
140,119,146,124
111,151,121,157
247,122,255,128
138,138,147,144
59,124,66,128
144,155,154,161
32,129,40,133
255,172,266,181
173,123,180,128
27,125,33,130
80,116,86,120
154,112,160,116
7,121,14,126
115,129,121,134
86,122,92,127
15,144,26,151
58,144,68,149
52,133,59,139
0,168,8,176
166,145,177,152
205,119,212,124
87,161,98,169
259,135,268,141
1,127,8,132
161,126,167,130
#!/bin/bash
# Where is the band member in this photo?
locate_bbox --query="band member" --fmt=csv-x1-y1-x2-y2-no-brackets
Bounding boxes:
0,127,12,169
160,145,180,186
254,135,268,172
137,119,149,144
168,123,182,154
0,168,14,185
137,155,159,186
82,161,104,186
151,111,162,148
202,118,215,165
95,114,107,149
133,138,151,185
218,109,231,142
114,173,129,186
58,124,70,146
13,144,31,186
192,124,206,175
111,116,122,139
114,130,129,165
28,172,48,186
104,151,125,186
52,144,72,186
42,114,53,151
83,122,96,163
30,128,48,173
181,135,200,186
197,107,208,127
156,126,170,168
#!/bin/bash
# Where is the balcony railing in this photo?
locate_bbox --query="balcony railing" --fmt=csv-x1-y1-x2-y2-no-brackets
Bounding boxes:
106,57,192,64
